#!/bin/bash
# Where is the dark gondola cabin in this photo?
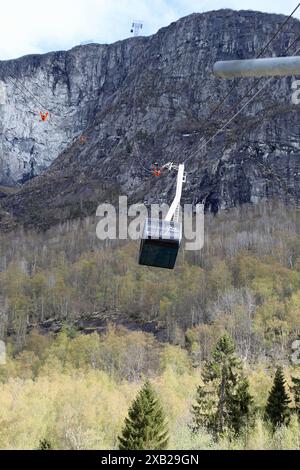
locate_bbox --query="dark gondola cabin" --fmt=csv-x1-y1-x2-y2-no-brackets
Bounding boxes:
138,218,182,269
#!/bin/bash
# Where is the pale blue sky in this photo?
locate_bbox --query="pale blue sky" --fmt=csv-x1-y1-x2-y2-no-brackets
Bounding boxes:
0,0,299,60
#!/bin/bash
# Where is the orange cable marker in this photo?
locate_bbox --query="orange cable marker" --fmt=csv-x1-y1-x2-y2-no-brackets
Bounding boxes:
80,135,87,143
39,111,49,122
152,168,162,177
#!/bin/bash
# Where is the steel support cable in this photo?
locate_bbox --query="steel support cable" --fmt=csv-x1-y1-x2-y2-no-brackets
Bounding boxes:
6,66,64,122
134,36,300,177
8,75,48,112
128,4,300,176
6,74,63,127
133,141,153,174
213,31,300,128
5,75,38,115
175,4,300,164
5,74,62,128
141,3,300,177
202,3,300,126
183,40,300,166
9,75,69,126
184,46,300,202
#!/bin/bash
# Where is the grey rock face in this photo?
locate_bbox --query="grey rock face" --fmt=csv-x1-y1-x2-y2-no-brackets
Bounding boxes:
0,9,300,229
0,39,148,184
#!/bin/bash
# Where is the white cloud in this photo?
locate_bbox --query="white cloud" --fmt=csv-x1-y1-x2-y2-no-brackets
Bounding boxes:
0,0,299,60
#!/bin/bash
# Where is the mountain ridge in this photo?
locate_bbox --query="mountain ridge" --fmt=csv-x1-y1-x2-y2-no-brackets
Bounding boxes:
0,9,300,230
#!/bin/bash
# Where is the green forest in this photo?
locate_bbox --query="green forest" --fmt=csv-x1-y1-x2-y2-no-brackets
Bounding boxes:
0,201,300,449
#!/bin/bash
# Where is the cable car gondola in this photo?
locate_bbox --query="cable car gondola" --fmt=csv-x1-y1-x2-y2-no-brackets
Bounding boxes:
138,163,185,269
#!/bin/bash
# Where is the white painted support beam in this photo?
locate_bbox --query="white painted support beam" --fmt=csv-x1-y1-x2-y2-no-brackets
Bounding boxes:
165,163,185,222
213,56,300,78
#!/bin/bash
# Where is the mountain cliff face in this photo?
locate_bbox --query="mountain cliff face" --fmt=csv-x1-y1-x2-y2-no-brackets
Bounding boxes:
0,38,148,185
0,9,300,230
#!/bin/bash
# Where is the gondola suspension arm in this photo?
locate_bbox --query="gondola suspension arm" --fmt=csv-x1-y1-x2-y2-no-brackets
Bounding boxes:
163,163,186,222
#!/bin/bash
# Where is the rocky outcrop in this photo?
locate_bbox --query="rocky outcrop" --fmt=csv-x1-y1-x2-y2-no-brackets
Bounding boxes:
0,9,300,230
0,38,148,185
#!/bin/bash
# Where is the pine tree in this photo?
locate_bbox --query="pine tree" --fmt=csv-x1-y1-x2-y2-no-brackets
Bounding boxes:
118,380,169,450
290,376,300,418
37,438,53,450
265,367,291,429
191,334,253,439
229,375,254,435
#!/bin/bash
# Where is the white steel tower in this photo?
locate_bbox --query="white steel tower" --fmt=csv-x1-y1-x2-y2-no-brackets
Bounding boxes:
130,21,143,37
